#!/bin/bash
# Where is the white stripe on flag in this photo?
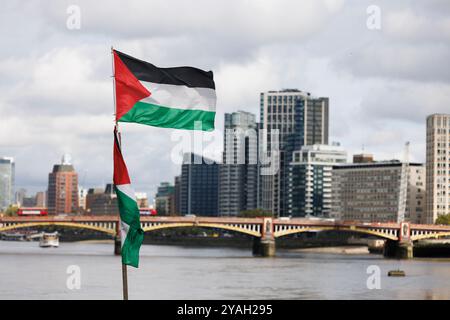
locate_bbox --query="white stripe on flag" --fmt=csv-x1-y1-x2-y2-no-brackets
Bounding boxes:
120,220,130,248
140,81,216,112
116,184,136,202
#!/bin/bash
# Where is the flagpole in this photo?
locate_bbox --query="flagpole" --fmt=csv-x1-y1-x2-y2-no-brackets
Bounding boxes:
122,263,129,300
111,45,129,301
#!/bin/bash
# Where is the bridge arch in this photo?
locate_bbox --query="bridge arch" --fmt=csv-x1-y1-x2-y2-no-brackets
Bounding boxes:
142,222,261,237
0,222,116,236
411,231,450,241
274,226,398,241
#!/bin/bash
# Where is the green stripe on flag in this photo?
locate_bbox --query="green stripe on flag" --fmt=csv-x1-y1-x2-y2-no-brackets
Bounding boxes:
119,101,215,131
115,186,144,268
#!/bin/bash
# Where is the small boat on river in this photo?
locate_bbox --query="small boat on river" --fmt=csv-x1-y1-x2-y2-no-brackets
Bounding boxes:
39,232,59,248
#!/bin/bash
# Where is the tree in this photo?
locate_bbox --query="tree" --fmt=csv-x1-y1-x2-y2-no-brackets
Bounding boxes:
238,209,273,218
435,214,450,225
4,205,19,217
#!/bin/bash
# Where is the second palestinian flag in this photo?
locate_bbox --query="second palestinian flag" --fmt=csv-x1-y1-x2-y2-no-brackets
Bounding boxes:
113,50,216,131
114,127,144,268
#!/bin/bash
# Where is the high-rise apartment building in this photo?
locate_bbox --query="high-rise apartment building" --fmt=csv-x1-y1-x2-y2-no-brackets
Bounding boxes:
260,89,329,216
47,155,79,215
426,114,450,223
0,157,15,210
331,161,426,223
219,111,259,216
180,153,218,216
288,144,347,217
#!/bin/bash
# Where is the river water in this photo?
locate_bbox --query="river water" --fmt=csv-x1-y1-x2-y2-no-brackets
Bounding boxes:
0,241,449,300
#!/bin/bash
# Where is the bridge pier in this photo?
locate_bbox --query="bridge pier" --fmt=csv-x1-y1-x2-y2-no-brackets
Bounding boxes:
114,235,121,255
383,240,413,259
252,238,276,257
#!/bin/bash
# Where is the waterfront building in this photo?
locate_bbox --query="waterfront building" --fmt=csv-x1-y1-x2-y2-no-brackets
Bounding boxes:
78,187,88,211
353,153,374,163
0,157,15,211
15,188,27,206
21,196,37,207
180,153,219,216
219,111,259,216
85,184,119,215
331,161,426,223
426,114,450,223
155,182,175,216
174,175,181,215
288,144,347,217
15,189,38,207
135,192,149,208
47,154,79,215
260,89,329,217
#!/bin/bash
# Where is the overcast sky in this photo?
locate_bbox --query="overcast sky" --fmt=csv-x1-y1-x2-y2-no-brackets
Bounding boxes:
1,0,449,201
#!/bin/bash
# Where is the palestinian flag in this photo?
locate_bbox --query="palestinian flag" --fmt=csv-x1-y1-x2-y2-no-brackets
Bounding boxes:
113,127,144,268
113,50,216,131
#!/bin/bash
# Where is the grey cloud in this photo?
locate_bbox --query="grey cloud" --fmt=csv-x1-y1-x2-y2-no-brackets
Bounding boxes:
36,0,345,63
334,42,450,83
358,82,450,123
330,1,450,83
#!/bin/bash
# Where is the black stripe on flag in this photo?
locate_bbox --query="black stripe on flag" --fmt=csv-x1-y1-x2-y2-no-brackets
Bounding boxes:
114,50,215,90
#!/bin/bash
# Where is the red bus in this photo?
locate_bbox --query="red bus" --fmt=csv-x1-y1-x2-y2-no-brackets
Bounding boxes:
139,208,157,216
17,208,48,216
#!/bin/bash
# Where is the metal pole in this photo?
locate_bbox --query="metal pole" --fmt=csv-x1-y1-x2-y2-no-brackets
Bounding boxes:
122,263,129,300
111,46,118,126
111,45,128,301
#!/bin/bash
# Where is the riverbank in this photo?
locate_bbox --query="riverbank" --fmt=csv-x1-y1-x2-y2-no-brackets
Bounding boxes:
142,234,352,249
3,226,449,258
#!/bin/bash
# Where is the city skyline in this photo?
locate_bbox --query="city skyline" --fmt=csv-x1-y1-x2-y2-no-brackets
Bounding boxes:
1,1,449,199
2,110,448,207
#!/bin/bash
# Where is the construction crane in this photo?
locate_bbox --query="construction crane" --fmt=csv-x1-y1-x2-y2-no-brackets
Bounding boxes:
397,142,410,223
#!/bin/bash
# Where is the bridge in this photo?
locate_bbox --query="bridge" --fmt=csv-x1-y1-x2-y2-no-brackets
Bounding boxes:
1,215,449,258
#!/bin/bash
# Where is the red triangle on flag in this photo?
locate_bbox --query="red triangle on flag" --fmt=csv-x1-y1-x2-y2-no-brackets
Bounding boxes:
113,50,150,121
113,127,131,185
